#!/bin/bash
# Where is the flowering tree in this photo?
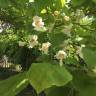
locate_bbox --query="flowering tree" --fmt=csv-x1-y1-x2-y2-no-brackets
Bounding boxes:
0,0,96,96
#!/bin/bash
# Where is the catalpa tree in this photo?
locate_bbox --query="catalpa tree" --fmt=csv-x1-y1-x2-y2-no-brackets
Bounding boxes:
0,0,96,96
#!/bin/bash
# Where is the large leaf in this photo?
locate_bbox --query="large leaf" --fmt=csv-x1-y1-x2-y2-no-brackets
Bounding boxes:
82,48,96,67
72,71,96,96
27,63,72,94
0,72,28,96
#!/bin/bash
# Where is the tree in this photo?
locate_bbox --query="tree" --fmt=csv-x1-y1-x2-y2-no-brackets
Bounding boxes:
0,0,96,96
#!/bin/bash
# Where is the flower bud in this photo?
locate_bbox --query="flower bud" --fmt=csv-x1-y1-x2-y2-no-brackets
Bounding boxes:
54,11,60,16
64,16,70,21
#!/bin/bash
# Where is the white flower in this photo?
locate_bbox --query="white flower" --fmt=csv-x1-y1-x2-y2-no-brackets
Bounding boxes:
55,50,67,60
55,50,67,67
40,42,51,54
29,35,38,48
32,16,46,31
32,16,44,27
19,41,25,47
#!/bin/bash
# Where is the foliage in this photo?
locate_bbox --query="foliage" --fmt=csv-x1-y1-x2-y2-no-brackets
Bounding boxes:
0,0,96,96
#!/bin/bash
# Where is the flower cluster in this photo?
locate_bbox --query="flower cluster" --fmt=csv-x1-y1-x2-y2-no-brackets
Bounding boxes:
31,15,68,66
18,12,92,67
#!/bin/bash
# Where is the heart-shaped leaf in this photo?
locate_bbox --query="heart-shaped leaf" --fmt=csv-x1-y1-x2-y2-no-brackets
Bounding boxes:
27,63,72,93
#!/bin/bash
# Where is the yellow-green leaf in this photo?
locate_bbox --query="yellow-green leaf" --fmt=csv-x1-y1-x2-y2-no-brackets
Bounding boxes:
61,0,65,7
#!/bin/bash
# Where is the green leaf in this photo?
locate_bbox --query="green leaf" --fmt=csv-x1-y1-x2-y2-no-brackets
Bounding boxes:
71,0,86,7
75,26,90,36
46,85,71,96
27,63,72,94
0,72,28,96
61,0,65,7
0,0,10,8
73,71,96,96
49,32,66,47
82,48,96,67
0,42,8,55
